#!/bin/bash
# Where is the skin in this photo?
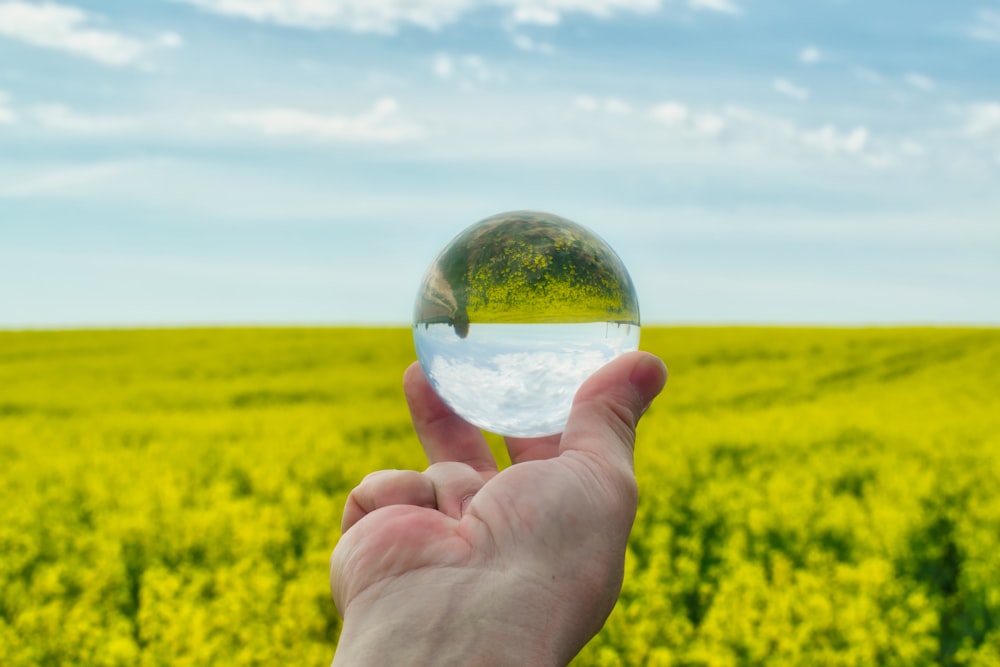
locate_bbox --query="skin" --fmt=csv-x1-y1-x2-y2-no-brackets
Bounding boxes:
330,351,668,666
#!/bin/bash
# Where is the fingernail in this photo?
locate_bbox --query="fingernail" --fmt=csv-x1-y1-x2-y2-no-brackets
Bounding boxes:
460,494,475,515
630,355,668,399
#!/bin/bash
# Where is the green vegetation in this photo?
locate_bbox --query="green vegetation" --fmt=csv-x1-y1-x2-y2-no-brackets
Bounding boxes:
1,327,998,665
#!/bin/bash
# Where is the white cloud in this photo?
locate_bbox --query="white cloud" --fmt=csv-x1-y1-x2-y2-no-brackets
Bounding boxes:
801,124,868,155
574,95,632,115
647,100,890,162
510,5,560,25
688,0,741,16
693,112,725,136
573,95,599,112
172,0,470,32
965,103,1000,136
798,46,822,64
904,72,934,92
968,9,1000,42
157,31,184,48
0,90,15,124
434,53,502,88
0,2,173,67
511,33,555,53
582,94,946,171
220,98,423,142
505,0,661,20
0,94,141,133
604,97,631,115
172,0,664,32
461,55,494,83
0,93,140,133
433,53,454,79
29,104,138,133
0,160,135,198
649,101,689,125
772,77,809,101
649,101,726,136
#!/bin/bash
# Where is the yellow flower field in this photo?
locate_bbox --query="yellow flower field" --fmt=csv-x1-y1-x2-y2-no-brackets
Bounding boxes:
1,327,998,665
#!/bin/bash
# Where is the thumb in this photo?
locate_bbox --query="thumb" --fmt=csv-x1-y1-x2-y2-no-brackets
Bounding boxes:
559,351,667,471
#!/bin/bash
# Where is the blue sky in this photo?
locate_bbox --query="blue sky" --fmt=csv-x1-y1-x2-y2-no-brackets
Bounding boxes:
1,0,998,327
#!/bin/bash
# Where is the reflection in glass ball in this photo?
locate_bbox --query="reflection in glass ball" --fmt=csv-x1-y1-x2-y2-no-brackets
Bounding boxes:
413,211,640,437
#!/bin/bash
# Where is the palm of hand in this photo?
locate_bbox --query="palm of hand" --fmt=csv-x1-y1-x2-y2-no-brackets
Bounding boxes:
330,352,665,664
334,453,632,611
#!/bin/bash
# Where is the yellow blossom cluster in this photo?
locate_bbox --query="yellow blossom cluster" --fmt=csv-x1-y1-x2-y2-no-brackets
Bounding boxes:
0,326,997,666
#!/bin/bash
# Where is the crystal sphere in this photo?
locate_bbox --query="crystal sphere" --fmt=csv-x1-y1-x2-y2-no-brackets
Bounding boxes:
413,211,640,437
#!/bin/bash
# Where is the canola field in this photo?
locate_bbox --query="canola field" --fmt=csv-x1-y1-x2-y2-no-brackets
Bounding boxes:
1,326,998,666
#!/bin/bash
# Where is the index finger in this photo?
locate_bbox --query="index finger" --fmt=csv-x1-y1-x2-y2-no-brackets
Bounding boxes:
404,362,499,473
504,434,562,464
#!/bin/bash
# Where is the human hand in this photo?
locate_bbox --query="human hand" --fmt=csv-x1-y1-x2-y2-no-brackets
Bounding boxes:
330,351,667,666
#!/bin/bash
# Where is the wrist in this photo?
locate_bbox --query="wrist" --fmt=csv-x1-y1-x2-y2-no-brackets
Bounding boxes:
333,573,569,667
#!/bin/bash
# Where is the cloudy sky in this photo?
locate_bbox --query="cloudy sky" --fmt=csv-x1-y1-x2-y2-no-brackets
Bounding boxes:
1,0,998,327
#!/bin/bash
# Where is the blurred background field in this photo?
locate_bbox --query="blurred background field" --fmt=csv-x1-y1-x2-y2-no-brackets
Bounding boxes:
1,326,998,666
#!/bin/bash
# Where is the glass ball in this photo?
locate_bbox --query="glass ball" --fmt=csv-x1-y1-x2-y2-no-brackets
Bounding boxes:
413,210,640,437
